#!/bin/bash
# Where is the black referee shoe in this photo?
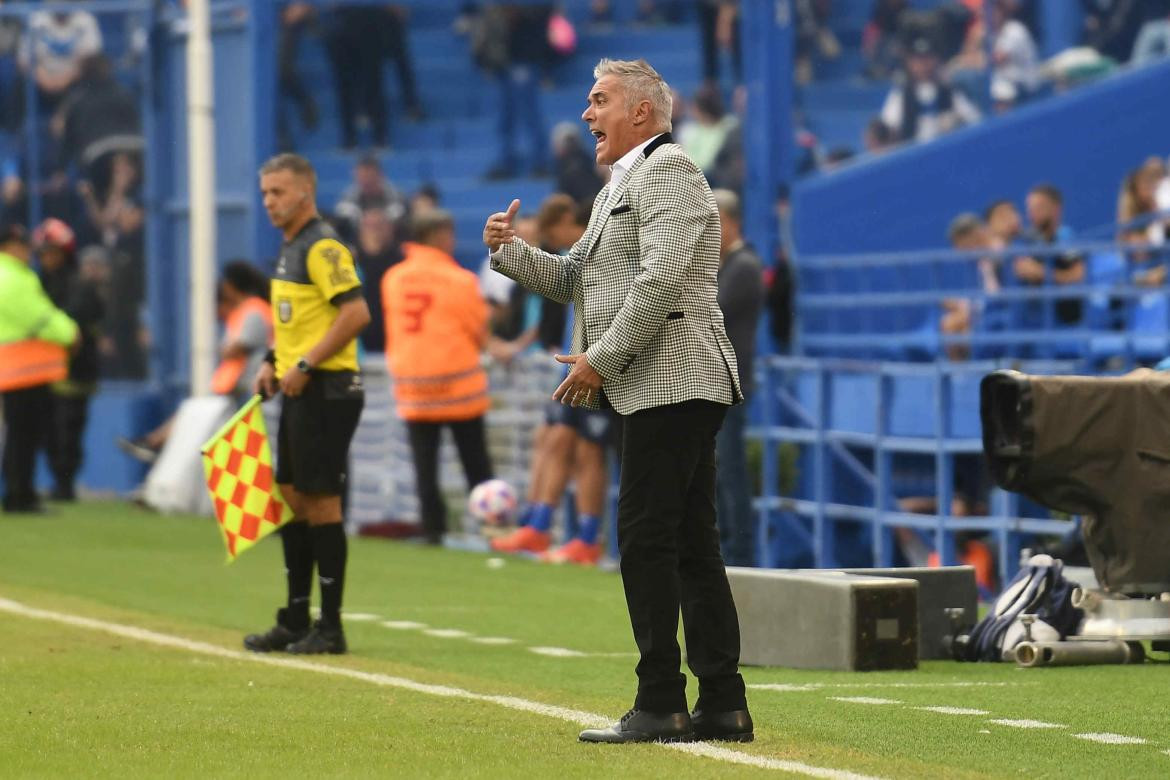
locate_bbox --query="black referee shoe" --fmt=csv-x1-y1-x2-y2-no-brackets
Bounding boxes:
287,619,347,655
243,608,309,652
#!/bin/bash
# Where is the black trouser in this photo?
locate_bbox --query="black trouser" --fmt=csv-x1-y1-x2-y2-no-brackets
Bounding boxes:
406,416,493,542
381,10,420,111
2,384,51,511
325,10,389,147
45,392,90,495
698,2,742,83
618,400,747,714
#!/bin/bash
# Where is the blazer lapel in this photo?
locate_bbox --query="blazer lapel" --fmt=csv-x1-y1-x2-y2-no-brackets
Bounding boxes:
581,133,674,261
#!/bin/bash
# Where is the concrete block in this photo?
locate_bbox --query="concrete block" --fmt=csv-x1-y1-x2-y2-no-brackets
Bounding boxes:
727,568,918,670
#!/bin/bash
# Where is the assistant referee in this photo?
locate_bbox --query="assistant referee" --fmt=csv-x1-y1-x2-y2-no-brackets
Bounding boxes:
246,153,371,655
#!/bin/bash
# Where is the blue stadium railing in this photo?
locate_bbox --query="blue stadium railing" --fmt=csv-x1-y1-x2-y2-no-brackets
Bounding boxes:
745,356,1081,589
795,238,1170,365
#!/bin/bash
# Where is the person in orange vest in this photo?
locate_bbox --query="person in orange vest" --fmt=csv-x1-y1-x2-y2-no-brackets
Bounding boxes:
382,209,494,544
117,261,273,462
0,222,79,513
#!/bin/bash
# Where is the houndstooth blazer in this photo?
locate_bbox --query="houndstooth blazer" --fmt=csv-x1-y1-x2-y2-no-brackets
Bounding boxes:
490,133,742,416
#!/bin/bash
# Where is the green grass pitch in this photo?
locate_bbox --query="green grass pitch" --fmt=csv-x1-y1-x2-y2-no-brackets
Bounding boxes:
3,502,1169,778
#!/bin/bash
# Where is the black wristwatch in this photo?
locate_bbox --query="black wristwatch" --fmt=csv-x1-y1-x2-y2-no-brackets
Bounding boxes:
295,356,314,375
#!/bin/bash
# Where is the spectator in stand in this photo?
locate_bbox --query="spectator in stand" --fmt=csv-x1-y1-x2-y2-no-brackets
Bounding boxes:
0,12,25,134
880,37,980,144
943,213,1004,360
78,152,146,378
354,207,403,353
698,0,741,85
1117,159,1168,288
1014,184,1085,327
679,83,737,174
477,4,553,179
322,6,391,149
863,116,896,154
712,190,762,567
33,218,103,501
1080,0,1144,64
382,5,425,122
18,9,102,110
276,2,319,151
52,55,143,202
1132,2,1170,65
864,0,909,80
949,0,1039,110
552,122,604,207
409,183,441,219
793,0,841,84
984,199,1023,245
333,155,408,245
382,210,493,545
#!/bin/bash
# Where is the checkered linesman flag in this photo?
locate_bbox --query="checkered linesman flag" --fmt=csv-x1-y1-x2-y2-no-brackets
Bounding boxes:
201,395,293,562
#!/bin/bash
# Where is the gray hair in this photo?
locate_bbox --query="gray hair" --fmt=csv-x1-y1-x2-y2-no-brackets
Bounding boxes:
593,58,673,133
947,212,984,245
712,189,741,222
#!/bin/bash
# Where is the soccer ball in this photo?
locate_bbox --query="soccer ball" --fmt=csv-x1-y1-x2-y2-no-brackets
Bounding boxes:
468,479,518,527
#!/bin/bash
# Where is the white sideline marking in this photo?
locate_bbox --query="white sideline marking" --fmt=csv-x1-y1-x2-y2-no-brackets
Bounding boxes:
423,628,471,639
830,697,902,705
342,613,382,622
1072,733,1148,745
0,597,884,780
529,646,587,658
914,707,989,716
470,636,517,645
382,620,427,630
987,719,1065,730
752,682,1021,693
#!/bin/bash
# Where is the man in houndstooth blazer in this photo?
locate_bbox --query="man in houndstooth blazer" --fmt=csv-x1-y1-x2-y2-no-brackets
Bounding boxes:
484,58,752,745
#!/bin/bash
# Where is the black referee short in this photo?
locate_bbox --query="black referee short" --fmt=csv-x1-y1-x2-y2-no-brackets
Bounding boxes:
276,370,364,496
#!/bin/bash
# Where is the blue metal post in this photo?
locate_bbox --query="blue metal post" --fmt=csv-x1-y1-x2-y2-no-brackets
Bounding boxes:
248,0,278,265
813,365,832,567
935,366,956,565
873,370,891,567
22,6,40,239
758,362,777,568
741,0,794,266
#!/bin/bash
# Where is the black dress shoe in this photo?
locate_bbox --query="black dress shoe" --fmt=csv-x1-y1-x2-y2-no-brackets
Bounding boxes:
579,709,694,744
691,708,754,742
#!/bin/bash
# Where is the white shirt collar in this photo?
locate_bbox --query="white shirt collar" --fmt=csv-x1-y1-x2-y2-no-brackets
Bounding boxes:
609,133,664,189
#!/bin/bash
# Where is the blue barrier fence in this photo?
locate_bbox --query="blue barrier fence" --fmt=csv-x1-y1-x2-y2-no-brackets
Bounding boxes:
796,239,1170,365
746,356,1081,587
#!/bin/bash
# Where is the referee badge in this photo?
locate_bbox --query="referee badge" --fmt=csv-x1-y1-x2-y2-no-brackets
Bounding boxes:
278,298,292,323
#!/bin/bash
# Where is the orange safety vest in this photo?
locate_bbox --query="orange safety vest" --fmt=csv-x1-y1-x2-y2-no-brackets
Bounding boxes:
381,243,490,422
210,296,274,395
0,340,68,392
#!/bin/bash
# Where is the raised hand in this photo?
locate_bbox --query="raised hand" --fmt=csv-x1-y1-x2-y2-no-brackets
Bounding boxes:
483,198,521,253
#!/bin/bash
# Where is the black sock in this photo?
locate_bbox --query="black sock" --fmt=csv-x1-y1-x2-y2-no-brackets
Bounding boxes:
280,521,313,628
311,523,347,628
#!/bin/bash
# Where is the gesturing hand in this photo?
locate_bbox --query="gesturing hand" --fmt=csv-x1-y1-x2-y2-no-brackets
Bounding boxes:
483,199,521,253
552,353,603,407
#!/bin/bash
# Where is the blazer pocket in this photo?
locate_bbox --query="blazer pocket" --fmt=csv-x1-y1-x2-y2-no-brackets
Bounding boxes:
609,204,632,216
666,311,684,320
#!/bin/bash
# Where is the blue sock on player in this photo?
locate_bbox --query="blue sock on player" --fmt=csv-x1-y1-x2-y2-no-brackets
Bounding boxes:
576,514,601,545
516,504,535,528
528,503,554,533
